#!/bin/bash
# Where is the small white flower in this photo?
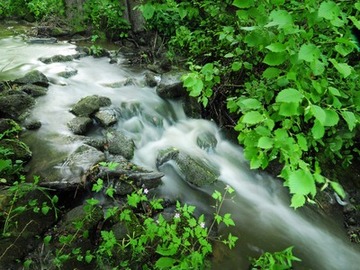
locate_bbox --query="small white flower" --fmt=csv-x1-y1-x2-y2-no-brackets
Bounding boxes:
174,213,181,219
200,222,205,228
143,188,149,194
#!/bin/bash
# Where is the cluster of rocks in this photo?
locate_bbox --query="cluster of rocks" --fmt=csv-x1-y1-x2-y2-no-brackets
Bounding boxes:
0,41,221,268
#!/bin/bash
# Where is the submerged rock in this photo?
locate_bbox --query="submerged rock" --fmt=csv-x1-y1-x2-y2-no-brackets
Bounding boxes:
156,147,218,187
196,131,218,151
14,70,49,87
57,67,78,78
144,71,158,87
39,54,80,64
70,95,112,117
26,37,57,44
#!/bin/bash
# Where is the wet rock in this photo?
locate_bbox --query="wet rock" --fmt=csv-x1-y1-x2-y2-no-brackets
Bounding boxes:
156,71,187,99
67,116,93,135
0,118,21,135
156,147,218,187
18,84,48,97
57,67,78,78
94,108,118,127
102,78,136,88
14,70,49,87
0,92,35,120
0,139,32,162
197,131,218,151
24,119,42,130
70,95,112,117
26,37,57,44
144,71,158,87
182,95,202,118
118,102,142,119
106,130,135,160
39,54,80,64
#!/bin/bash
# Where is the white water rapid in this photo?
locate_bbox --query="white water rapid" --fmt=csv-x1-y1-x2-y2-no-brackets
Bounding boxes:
1,35,360,269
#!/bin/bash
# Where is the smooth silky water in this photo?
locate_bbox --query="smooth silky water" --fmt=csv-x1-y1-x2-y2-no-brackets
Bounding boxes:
1,34,360,269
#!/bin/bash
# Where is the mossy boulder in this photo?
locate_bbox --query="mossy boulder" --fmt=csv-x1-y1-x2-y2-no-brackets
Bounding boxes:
0,139,32,162
0,92,35,120
70,95,112,117
14,70,49,87
106,130,135,160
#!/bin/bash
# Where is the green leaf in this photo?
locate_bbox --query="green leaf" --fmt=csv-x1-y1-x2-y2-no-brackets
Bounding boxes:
323,109,339,127
242,111,263,125
310,59,325,76
329,59,352,78
288,169,316,196
263,67,281,79
278,102,300,116
239,98,261,110
298,44,320,62
263,52,286,66
141,3,155,20
330,181,346,199
276,88,303,103
311,120,325,139
266,10,293,29
155,257,176,268
231,61,242,71
291,194,306,209
223,213,235,226
311,105,326,124
341,111,357,131
232,0,254,8
257,136,273,149
296,134,308,151
266,43,287,52
318,1,340,20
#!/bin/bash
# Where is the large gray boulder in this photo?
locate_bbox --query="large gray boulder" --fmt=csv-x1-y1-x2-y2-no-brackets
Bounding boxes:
39,54,80,64
67,116,93,135
0,93,35,120
106,130,135,160
156,147,219,187
14,70,49,87
156,72,187,99
18,84,48,97
94,108,118,127
70,95,111,117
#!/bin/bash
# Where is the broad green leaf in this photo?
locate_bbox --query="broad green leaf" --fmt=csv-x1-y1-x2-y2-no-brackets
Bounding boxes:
239,98,261,110
232,0,254,8
330,181,346,199
323,109,339,127
276,88,303,103
263,52,286,66
318,1,340,20
279,102,300,116
155,257,176,268
311,105,326,124
311,119,325,139
298,44,320,62
257,136,273,149
310,59,325,76
328,87,341,96
188,79,204,97
266,10,293,29
329,59,352,78
296,134,308,151
141,3,155,20
242,111,263,125
288,169,316,196
263,67,281,79
341,111,357,131
266,43,287,52
291,194,306,209
231,61,242,71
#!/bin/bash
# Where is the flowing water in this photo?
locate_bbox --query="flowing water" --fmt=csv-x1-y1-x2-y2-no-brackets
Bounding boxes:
1,32,360,269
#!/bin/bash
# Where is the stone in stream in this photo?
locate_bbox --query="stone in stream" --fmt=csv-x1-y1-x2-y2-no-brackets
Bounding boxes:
39,54,80,64
156,71,187,99
67,116,93,135
57,67,78,78
13,70,49,87
156,147,219,187
17,84,48,97
106,130,135,160
196,131,218,151
144,71,158,87
70,95,112,117
94,108,118,127
0,92,35,120
26,37,57,44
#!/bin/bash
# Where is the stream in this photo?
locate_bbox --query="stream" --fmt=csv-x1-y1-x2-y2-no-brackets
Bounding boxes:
1,30,360,269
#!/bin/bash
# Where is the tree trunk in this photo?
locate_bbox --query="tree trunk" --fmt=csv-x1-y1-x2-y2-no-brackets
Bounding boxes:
122,0,145,33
